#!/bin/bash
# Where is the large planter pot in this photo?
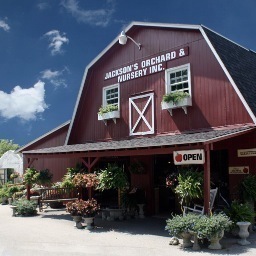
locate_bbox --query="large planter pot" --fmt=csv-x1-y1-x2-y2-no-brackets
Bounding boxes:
208,230,224,250
72,215,83,229
1,196,8,205
137,204,145,219
107,208,124,221
180,232,193,248
161,97,192,115
83,217,94,230
237,221,251,245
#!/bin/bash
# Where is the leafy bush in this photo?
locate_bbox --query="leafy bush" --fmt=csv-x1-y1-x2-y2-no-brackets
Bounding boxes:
175,168,203,207
72,173,99,188
224,201,255,229
13,199,37,216
195,213,232,239
37,169,53,186
66,198,100,217
23,168,40,185
165,213,201,237
240,175,256,201
97,163,128,190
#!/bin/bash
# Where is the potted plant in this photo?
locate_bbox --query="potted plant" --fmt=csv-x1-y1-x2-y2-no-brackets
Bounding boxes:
161,91,192,114
37,169,53,186
12,198,37,216
97,163,129,220
224,201,255,245
174,168,203,211
10,172,19,180
195,213,233,250
97,104,120,123
0,184,9,205
165,213,201,248
82,198,100,230
66,198,100,229
72,173,99,188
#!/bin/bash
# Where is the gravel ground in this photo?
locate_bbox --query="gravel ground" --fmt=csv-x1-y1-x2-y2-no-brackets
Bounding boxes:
0,205,256,256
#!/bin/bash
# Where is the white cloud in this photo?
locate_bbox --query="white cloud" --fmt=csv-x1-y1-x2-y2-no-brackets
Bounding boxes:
40,67,69,88
0,19,10,32
44,30,69,55
37,2,50,10
61,0,115,27
0,81,48,121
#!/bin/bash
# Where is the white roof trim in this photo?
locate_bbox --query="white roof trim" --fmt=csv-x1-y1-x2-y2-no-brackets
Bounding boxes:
200,27,256,124
18,120,70,152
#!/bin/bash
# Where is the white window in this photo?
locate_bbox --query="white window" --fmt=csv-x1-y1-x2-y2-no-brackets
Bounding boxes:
165,64,191,95
102,83,120,108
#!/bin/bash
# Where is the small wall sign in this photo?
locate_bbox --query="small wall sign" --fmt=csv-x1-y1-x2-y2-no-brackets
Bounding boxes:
173,149,205,165
229,166,249,174
238,148,256,157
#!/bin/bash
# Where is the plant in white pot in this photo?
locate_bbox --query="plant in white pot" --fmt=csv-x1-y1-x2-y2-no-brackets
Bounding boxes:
161,91,192,115
224,201,255,245
165,213,201,248
98,104,120,124
195,213,233,250
97,163,129,220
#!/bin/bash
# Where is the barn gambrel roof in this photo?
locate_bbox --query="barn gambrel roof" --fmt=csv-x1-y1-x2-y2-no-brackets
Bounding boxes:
65,22,256,145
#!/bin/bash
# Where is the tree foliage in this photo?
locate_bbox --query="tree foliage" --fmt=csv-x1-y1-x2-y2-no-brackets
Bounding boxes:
0,139,19,157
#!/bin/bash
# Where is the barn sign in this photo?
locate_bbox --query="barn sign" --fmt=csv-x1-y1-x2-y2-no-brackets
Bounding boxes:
229,166,249,174
104,46,189,83
173,149,205,165
237,148,256,157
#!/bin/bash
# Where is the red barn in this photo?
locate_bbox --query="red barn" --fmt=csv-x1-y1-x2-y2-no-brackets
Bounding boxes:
19,22,256,215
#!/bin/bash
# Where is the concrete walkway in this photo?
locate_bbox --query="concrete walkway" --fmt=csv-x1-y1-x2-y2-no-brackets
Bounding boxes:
0,205,256,256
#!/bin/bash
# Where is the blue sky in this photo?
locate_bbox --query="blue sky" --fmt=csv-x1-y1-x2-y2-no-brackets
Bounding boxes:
0,0,256,147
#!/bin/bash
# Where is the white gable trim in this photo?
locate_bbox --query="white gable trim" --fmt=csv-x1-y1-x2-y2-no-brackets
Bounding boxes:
18,120,70,152
200,27,256,124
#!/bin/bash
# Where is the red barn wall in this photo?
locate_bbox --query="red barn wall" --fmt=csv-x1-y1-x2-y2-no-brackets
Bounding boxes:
69,27,252,144
214,130,256,199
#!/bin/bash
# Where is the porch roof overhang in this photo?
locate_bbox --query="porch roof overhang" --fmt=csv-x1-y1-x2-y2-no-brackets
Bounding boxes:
22,126,255,159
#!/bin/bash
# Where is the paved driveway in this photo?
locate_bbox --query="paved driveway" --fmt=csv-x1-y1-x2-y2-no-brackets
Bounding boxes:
0,205,256,256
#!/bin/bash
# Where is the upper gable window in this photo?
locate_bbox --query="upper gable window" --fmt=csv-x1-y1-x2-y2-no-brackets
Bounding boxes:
103,83,120,108
165,64,191,95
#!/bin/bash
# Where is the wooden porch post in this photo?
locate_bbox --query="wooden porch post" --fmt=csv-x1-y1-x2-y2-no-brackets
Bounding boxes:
80,157,100,200
203,144,211,215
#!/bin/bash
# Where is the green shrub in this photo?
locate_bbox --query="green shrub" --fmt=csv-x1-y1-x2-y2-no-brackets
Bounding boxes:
175,168,203,207
240,175,256,201
224,201,255,229
195,213,233,239
165,213,201,237
13,199,37,216
23,168,40,185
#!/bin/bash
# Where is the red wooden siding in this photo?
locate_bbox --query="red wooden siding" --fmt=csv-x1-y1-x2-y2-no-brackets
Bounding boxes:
21,123,79,182
67,26,253,145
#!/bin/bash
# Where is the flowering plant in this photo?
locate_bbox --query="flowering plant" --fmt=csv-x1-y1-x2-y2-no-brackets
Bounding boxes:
66,198,100,217
166,172,178,191
10,172,19,179
72,173,99,188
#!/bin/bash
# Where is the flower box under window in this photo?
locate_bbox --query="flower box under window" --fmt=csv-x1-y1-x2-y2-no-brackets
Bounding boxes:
161,96,192,116
98,110,120,125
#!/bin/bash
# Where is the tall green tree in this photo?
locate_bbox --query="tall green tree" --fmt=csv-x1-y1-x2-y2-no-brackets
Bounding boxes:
0,139,19,157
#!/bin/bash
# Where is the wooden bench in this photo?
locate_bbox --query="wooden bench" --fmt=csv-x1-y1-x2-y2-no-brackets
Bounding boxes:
38,187,80,211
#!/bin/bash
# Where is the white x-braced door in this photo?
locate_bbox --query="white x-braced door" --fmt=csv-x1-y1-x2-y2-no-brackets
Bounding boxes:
129,92,154,136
